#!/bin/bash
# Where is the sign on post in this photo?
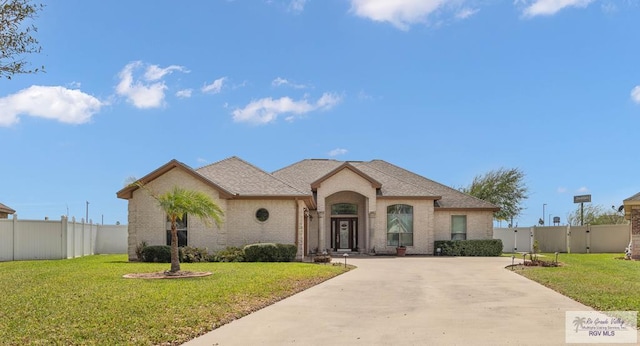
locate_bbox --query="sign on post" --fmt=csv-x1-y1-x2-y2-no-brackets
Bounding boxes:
573,195,591,203
573,195,591,226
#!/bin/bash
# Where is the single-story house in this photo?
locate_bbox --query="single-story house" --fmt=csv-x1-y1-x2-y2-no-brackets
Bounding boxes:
117,157,499,260
0,202,15,219
624,192,640,259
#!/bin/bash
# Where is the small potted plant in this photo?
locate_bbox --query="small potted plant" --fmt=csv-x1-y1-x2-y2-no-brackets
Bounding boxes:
396,245,406,256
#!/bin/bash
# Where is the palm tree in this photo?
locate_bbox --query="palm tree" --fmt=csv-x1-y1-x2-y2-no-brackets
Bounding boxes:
573,316,586,332
154,186,224,273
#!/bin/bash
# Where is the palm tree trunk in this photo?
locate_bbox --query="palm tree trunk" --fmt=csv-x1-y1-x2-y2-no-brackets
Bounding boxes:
170,223,180,273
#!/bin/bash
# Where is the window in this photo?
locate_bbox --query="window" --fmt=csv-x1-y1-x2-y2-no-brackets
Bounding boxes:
386,204,413,246
166,214,187,247
331,203,358,215
451,215,467,241
256,208,269,222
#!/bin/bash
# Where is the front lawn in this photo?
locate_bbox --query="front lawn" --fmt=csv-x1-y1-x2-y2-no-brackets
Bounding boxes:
515,253,640,324
0,255,349,345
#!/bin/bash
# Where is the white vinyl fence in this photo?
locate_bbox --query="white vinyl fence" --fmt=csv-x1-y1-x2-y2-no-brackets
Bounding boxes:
0,215,127,262
494,224,631,253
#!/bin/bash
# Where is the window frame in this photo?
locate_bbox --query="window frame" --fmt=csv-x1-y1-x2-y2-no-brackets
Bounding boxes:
451,215,467,241
255,208,270,222
386,204,414,247
166,213,188,247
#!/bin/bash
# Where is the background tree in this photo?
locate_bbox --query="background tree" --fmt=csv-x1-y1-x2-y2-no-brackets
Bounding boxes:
1,0,44,79
150,185,224,273
566,204,627,226
460,167,529,225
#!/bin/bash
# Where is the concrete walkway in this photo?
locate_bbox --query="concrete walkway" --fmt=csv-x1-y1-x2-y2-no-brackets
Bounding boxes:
183,256,610,345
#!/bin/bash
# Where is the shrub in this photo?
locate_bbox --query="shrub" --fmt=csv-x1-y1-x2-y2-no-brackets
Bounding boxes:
179,246,209,263
243,243,297,262
141,245,171,263
434,239,503,257
210,247,245,262
313,254,332,263
134,241,148,261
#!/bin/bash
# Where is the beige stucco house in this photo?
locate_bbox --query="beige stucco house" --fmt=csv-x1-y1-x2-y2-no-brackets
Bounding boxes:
117,157,498,260
0,203,15,219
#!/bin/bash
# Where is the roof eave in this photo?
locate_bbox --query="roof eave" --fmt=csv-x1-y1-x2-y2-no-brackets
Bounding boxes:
116,159,235,200
310,162,382,190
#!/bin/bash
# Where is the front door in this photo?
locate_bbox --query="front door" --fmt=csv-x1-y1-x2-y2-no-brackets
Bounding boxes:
331,218,358,251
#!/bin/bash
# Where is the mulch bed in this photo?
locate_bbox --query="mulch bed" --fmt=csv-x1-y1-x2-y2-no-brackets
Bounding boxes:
122,271,212,279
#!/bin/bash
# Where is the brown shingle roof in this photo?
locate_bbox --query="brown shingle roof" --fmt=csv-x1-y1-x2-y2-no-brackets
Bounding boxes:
196,156,309,196
273,159,498,210
0,202,15,214
624,192,640,202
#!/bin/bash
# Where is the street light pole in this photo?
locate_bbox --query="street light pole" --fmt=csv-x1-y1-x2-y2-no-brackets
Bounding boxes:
86,201,89,224
542,204,546,226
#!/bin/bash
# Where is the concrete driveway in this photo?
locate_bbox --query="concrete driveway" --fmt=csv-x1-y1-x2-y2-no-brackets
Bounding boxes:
183,256,609,345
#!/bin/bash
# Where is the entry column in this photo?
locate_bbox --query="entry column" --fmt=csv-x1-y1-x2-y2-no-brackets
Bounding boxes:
318,211,326,252
368,211,375,253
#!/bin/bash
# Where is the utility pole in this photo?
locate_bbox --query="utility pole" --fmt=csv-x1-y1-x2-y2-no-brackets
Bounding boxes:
86,201,89,223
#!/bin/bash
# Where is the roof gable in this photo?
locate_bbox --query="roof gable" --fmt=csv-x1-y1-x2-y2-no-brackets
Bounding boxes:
310,162,382,190
116,159,234,200
624,192,640,202
0,202,15,214
196,156,309,197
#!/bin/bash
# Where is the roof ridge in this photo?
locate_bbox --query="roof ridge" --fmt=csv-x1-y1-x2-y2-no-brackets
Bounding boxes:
358,160,439,196
368,160,498,207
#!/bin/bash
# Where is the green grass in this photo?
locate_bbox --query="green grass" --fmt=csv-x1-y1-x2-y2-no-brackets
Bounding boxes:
515,253,640,324
0,255,350,345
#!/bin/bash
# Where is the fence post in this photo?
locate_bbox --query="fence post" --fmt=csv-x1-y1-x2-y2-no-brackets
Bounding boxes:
586,224,591,254
71,217,76,258
566,225,571,254
60,215,68,259
513,228,518,252
12,214,17,261
530,227,535,253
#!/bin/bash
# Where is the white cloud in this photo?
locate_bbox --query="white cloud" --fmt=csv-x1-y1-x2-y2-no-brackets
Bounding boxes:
272,77,308,89
557,187,568,193
328,148,348,156
144,64,188,81
288,0,306,13
521,0,595,18
0,85,102,126
176,89,193,98
116,61,187,109
232,92,342,125
349,0,447,30
577,186,589,193
456,7,478,19
631,86,640,104
202,77,227,94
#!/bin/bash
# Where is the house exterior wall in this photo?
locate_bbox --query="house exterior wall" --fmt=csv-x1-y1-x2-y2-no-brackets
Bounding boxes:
632,208,640,259
325,191,367,251
126,168,227,260
224,199,297,247
315,169,378,252
372,199,435,255
433,210,494,243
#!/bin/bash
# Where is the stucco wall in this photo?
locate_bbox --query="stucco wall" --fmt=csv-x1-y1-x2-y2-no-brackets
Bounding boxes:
126,167,226,260
372,199,435,255
315,168,378,253
433,210,493,243
224,199,297,247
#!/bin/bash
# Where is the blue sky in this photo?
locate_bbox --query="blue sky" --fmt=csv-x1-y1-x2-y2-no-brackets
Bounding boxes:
1,0,638,227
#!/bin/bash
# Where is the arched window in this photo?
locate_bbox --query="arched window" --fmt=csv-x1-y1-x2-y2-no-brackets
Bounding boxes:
386,204,413,246
331,203,358,215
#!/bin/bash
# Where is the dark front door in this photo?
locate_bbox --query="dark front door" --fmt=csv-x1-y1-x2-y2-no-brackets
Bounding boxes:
331,218,358,251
